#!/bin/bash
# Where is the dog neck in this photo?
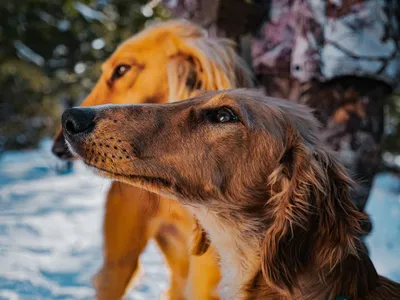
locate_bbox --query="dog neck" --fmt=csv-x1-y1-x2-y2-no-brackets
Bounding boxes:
188,205,262,300
187,203,380,300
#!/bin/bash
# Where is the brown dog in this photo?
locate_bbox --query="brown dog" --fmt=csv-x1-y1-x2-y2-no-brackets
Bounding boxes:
62,89,400,300
52,20,252,299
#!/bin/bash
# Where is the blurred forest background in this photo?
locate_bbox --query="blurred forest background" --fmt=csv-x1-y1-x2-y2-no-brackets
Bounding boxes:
0,0,399,166
0,0,167,151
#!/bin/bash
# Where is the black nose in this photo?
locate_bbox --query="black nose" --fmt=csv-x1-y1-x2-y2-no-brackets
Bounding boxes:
62,107,96,136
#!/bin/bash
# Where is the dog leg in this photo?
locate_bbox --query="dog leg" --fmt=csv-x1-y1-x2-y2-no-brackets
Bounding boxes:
186,248,221,300
93,182,157,300
155,222,191,300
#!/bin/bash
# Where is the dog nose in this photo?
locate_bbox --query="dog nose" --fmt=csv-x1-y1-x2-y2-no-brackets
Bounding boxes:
52,131,73,159
52,140,67,157
62,107,96,136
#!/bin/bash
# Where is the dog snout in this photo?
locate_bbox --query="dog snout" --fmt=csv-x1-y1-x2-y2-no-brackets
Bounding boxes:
51,132,70,159
62,107,96,137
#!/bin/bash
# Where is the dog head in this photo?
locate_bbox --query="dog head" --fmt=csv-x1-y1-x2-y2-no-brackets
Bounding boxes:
63,89,370,297
52,20,252,159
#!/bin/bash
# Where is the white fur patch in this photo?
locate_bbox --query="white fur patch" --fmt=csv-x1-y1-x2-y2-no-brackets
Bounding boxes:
187,205,261,300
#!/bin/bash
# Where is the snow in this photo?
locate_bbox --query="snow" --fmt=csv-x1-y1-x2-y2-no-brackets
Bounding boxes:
0,139,399,299
0,140,168,300
365,173,400,280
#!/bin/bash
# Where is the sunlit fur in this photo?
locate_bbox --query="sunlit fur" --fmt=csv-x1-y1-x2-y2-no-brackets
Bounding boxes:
52,20,252,300
80,19,252,107
64,89,400,300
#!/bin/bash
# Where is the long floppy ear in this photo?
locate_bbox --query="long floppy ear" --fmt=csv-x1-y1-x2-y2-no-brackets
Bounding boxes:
167,36,253,101
261,126,364,294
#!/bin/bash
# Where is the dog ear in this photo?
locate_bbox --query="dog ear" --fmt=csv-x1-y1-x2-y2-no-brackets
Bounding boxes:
261,127,364,294
190,219,211,256
167,54,199,102
311,149,364,267
167,36,253,102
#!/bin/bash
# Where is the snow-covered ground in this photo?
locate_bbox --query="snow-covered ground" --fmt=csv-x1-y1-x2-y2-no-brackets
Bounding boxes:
0,140,168,300
0,140,399,299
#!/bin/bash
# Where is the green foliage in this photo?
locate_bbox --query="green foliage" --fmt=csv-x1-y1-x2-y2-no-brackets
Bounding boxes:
0,0,169,150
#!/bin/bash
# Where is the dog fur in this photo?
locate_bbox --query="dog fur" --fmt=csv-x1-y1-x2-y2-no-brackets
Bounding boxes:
63,89,400,300
52,20,252,300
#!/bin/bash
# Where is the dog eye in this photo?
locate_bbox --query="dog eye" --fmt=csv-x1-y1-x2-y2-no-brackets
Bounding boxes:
111,64,131,81
215,107,238,123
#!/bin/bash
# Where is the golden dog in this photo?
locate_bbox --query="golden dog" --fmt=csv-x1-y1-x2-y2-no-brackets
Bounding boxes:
52,20,252,299
63,89,400,300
